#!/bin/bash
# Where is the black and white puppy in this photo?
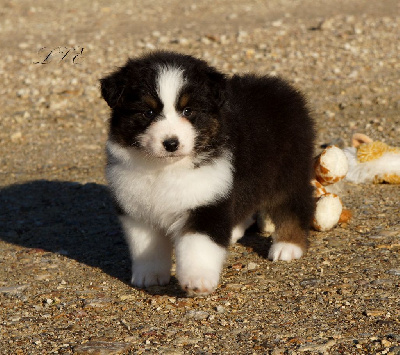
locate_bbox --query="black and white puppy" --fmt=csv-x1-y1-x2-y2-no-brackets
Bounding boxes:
100,51,315,296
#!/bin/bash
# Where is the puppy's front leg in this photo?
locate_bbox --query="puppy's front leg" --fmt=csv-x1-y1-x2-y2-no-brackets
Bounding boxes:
120,215,172,288
175,233,227,296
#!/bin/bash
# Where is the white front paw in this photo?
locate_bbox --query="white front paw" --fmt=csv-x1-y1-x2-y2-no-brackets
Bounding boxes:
268,242,304,261
177,269,220,296
131,263,171,288
175,233,226,296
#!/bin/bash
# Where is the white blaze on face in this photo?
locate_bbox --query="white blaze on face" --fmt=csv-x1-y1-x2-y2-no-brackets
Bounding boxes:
138,66,196,158
157,66,185,117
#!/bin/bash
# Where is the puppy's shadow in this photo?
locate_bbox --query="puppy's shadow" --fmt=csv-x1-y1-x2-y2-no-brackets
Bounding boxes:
238,223,273,259
0,180,273,296
0,180,131,283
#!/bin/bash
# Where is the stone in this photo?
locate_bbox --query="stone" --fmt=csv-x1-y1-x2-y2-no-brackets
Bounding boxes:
298,339,336,352
10,131,22,142
186,310,210,320
247,262,258,270
74,341,133,354
300,279,321,287
0,284,29,294
216,305,225,313
365,310,385,317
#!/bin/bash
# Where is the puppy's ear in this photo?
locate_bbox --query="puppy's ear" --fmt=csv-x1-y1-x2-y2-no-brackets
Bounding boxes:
207,69,227,108
100,70,126,108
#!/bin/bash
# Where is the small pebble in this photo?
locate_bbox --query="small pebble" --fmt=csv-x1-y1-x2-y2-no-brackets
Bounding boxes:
186,310,210,320
247,262,258,270
0,285,29,294
216,305,225,313
74,341,133,354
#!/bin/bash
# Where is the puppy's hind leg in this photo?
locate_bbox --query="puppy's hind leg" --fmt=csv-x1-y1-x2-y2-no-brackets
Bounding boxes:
268,218,307,261
268,194,314,262
230,214,256,244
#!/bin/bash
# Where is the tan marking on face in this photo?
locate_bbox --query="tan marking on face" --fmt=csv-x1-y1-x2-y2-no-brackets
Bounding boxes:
143,95,158,109
179,116,191,125
179,93,190,108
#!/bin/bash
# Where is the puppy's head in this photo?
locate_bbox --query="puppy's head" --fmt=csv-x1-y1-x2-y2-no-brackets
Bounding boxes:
101,51,226,161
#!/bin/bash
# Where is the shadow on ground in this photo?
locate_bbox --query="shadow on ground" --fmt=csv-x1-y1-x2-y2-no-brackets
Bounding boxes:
238,224,273,260
0,180,131,283
0,180,272,295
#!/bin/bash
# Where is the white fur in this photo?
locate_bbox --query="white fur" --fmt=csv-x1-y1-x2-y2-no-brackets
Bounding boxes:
268,242,303,261
230,215,255,244
175,233,227,296
344,148,400,184
138,66,196,158
120,215,172,287
106,141,233,234
139,118,196,158
257,212,276,235
106,141,233,289
157,66,185,113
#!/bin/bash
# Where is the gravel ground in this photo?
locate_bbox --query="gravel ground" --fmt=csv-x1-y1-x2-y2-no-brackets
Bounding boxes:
1,1,399,354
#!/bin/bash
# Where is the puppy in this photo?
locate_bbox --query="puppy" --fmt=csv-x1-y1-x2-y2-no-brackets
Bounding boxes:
100,51,315,295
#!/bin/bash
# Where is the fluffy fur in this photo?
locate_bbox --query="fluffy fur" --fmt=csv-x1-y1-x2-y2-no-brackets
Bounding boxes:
100,51,315,295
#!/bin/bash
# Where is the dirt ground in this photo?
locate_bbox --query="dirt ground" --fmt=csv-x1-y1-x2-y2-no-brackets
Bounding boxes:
0,0,399,354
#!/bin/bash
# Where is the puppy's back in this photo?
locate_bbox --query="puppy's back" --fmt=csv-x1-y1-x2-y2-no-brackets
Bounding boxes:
225,74,315,222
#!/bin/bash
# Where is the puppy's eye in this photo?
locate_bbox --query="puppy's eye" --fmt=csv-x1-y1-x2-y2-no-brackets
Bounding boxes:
182,107,193,117
143,110,155,119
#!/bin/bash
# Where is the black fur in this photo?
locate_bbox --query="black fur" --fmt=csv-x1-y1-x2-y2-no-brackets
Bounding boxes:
101,52,226,158
101,50,315,254
186,74,316,248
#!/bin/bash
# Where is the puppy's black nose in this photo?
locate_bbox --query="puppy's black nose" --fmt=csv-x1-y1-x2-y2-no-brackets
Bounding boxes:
162,137,180,152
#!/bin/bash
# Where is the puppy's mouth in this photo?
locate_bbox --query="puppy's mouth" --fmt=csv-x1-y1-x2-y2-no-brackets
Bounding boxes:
143,150,191,161
155,153,188,160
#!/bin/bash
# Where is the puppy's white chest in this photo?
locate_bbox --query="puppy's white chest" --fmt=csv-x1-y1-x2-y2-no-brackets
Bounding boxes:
106,142,233,231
